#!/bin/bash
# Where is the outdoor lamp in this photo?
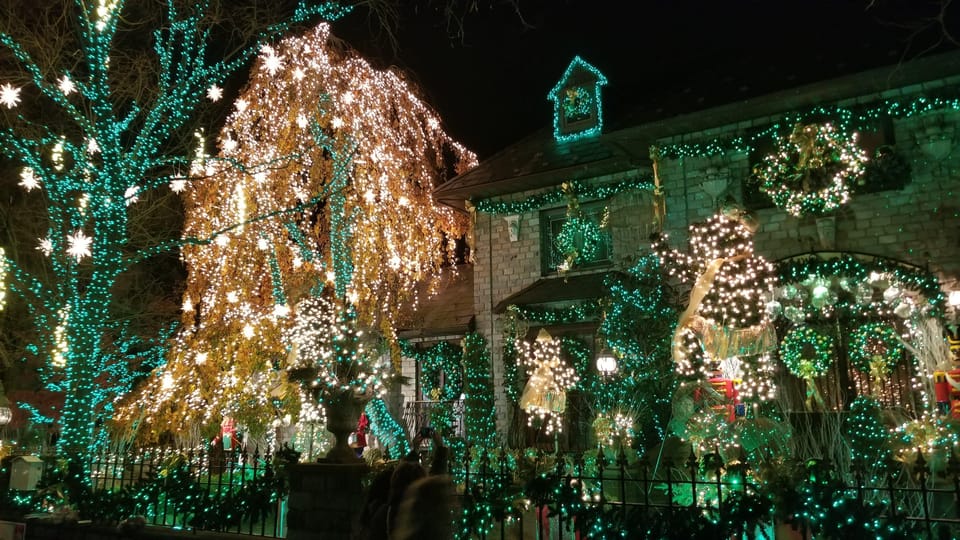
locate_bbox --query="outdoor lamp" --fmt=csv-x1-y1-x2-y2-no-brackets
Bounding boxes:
0,381,12,426
596,347,617,376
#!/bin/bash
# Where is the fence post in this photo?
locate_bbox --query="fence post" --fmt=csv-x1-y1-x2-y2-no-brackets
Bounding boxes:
948,451,960,520
913,449,932,539
687,448,698,513
617,439,627,524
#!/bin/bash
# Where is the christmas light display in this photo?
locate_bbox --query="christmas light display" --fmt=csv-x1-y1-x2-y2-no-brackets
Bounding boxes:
286,289,385,399
400,340,463,401
779,325,835,409
849,322,904,390
0,248,6,312
653,206,778,402
472,175,653,216
844,396,893,473
0,1,350,456
753,123,868,217
654,95,960,160
547,56,607,143
518,329,579,435
118,21,475,442
462,333,498,450
553,182,609,272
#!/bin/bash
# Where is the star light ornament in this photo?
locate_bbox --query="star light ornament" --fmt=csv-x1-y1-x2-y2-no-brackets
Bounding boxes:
0,83,21,109
206,85,223,102
58,75,76,96
67,230,93,261
19,168,40,191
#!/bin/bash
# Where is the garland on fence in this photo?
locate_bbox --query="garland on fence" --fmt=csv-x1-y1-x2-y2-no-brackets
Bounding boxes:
653,95,960,159
471,175,654,215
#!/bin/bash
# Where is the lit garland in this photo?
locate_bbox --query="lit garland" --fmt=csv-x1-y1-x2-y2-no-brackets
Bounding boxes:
779,326,835,378
461,333,498,450
0,248,6,311
119,22,474,441
776,255,945,319
517,330,579,435
0,0,351,458
848,322,904,378
753,123,868,217
364,397,410,460
471,175,653,215
654,95,960,159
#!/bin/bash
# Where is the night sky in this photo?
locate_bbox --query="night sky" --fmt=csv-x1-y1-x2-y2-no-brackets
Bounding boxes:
334,1,960,158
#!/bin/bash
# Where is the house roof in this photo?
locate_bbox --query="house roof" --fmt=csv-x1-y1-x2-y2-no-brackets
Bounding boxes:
433,129,649,210
435,49,960,209
396,264,474,340
493,271,615,314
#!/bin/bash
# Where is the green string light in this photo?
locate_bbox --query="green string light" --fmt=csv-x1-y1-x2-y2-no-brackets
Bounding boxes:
655,95,960,159
472,176,654,215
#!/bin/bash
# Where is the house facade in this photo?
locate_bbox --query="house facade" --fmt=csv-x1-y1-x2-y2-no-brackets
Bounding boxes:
433,51,960,450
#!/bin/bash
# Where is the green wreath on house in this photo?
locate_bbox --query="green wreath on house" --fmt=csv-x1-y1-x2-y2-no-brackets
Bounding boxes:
849,322,904,394
753,123,868,217
780,325,835,379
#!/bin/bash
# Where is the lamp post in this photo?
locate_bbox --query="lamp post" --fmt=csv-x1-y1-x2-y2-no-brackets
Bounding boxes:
0,381,12,427
596,347,618,377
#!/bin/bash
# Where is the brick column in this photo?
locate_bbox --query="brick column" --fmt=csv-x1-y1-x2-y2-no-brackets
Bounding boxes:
286,462,368,540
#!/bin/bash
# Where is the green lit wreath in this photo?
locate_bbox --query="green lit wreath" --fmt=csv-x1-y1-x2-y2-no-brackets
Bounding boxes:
849,322,904,376
555,216,605,267
780,326,835,378
754,123,867,217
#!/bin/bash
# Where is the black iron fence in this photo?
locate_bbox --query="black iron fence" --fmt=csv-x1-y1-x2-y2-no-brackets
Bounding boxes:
18,446,288,537
457,446,960,539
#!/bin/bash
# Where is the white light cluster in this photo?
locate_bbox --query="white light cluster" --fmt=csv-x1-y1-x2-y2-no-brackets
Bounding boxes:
518,330,579,435
286,292,385,398
0,248,7,311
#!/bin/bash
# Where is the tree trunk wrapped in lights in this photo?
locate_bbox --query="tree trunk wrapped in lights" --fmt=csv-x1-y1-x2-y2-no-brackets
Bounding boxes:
117,22,475,444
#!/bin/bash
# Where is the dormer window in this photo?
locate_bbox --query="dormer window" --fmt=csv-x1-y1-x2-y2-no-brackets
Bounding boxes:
548,56,607,143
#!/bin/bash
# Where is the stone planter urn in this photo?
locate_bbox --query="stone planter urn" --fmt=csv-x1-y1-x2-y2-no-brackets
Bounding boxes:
321,390,370,463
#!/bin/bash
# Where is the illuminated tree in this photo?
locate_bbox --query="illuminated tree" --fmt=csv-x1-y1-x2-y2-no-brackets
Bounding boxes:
119,22,475,443
0,1,353,457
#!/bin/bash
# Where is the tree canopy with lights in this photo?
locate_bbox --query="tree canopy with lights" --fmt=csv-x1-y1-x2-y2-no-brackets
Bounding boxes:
117,22,475,443
0,0,355,457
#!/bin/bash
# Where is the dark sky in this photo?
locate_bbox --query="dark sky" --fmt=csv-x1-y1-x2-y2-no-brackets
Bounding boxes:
334,1,958,158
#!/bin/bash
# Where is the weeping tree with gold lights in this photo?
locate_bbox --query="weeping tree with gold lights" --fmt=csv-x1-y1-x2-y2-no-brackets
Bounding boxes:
0,0,362,459
117,22,475,444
